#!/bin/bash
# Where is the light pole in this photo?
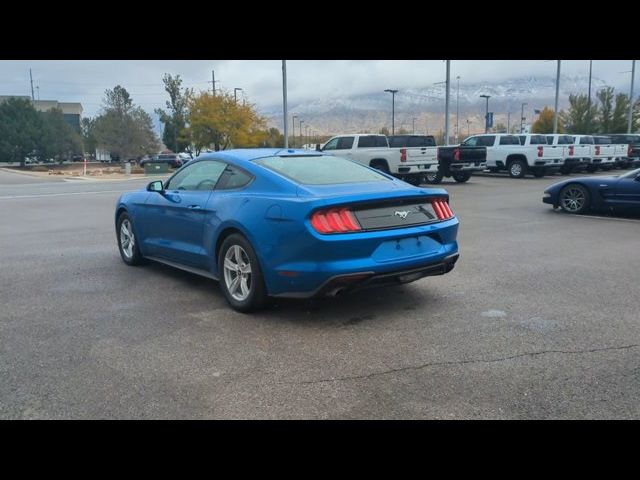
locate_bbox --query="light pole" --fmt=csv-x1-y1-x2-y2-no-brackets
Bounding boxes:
480,94,491,133
444,60,451,145
587,60,593,132
520,102,528,133
466,118,471,136
455,75,460,143
299,120,304,148
628,60,636,134
553,60,561,133
507,111,511,133
282,61,288,148
234,87,243,103
384,89,398,134
292,115,297,148
412,117,417,134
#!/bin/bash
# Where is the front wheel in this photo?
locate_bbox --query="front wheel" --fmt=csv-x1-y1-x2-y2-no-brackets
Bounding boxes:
218,234,267,312
452,172,471,183
559,184,590,214
117,212,144,265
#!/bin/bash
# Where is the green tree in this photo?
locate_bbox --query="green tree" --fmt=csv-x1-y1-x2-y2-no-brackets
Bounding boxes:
38,108,83,162
610,93,631,133
92,85,160,162
155,74,193,153
81,117,98,154
532,107,563,134
262,127,284,147
559,93,599,134
0,97,41,166
596,87,614,133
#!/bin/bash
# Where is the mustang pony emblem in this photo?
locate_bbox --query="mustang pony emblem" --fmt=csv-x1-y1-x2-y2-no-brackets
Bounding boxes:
394,211,410,219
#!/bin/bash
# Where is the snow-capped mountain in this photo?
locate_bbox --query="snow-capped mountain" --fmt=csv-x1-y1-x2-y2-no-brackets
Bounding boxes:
263,75,610,135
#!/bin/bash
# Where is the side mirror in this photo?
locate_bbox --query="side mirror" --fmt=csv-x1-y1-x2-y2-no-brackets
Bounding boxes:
147,180,164,193
315,143,321,151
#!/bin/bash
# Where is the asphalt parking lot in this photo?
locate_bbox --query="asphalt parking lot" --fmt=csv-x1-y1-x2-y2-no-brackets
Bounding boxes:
1,168,639,419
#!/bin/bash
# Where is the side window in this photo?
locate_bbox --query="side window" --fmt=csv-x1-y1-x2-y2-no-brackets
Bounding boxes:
336,136,355,149
216,165,254,190
546,136,554,144
500,136,517,145
376,136,389,147
356,136,376,148
322,138,339,151
462,136,477,146
477,136,496,147
518,136,526,145
580,136,594,145
165,161,227,191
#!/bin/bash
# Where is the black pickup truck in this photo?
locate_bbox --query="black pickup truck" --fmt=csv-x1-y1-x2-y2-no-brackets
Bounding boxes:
425,144,488,184
607,134,640,169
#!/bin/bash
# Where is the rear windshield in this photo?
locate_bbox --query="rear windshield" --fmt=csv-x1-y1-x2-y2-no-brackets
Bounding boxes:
389,136,436,147
593,137,612,144
609,135,640,143
254,155,391,185
557,135,574,144
578,136,594,145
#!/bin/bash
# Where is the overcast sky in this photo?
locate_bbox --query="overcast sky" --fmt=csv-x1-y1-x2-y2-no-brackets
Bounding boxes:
0,60,636,119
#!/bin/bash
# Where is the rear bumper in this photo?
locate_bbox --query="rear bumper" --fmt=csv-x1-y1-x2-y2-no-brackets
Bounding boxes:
273,252,460,299
448,161,486,172
396,163,438,175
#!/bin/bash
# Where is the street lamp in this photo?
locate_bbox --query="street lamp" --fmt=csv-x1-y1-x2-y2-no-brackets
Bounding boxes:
412,117,417,134
621,61,636,133
299,120,304,148
384,89,398,135
282,61,288,148
480,94,491,133
553,60,561,133
234,87,243,103
520,102,528,133
455,75,460,143
466,118,471,136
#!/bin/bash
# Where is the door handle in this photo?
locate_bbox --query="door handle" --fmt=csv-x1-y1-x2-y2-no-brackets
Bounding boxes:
187,205,201,210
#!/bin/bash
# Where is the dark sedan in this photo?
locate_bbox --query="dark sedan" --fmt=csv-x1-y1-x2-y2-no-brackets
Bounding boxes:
140,153,183,169
543,168,640,214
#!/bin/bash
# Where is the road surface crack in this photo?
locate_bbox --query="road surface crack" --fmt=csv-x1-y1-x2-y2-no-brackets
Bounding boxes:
289,343,640,386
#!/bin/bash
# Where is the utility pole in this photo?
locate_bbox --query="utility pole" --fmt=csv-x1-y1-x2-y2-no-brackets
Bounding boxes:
587,60,593,132
444,60,451,145
282,61,288,148
29,69,34,101
553,60,561,133
412,117,417,134
507,111,511,133
212,70,216,95
299,120,304,148
466,118,471,136
384,89,398,135
521,102,528,133
628,60,636,134
480,94,491,133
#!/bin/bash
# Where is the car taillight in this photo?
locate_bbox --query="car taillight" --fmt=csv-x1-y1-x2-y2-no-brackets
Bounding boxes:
400,148,407,162
569,145,574,156
310,207,361,234
432,198,454,220
537,146,543,157
595,145,601,155
453,148,460,161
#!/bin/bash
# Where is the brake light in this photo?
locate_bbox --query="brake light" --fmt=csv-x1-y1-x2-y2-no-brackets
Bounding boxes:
453,148,460,161
595,145,601,155
432,198,454,220
569,145,574,156
537,146,543,157
400,148,407,162
310,207,361,234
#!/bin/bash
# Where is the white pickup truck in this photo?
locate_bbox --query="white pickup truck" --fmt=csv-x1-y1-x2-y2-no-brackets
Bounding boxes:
317,134,438,185
589,136,618,171
545,134,587,174
462,133,563,178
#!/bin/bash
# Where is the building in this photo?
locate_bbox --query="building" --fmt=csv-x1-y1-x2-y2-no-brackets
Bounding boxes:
0,95,83,132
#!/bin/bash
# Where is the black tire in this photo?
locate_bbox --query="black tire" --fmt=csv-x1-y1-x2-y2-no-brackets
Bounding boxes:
508,159,526,178
370,160,390,174
218,234,267,313
424,170,443,184
559,184,590,214
116,212,144,266
452,172,471,183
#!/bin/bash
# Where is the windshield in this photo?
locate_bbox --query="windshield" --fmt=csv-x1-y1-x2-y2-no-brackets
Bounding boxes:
254,155,391,185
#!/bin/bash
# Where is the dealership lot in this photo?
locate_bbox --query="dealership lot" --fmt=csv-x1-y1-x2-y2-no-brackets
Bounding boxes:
1,169,639,419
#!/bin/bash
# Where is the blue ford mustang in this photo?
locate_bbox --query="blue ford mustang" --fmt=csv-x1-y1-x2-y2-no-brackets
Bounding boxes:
115,149,459,312
543,167,640,214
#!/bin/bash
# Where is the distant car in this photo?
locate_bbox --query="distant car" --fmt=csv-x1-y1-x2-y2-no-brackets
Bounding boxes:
178,153,193,164
543,167,640,214
114,149,460,312
140,154,182,169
